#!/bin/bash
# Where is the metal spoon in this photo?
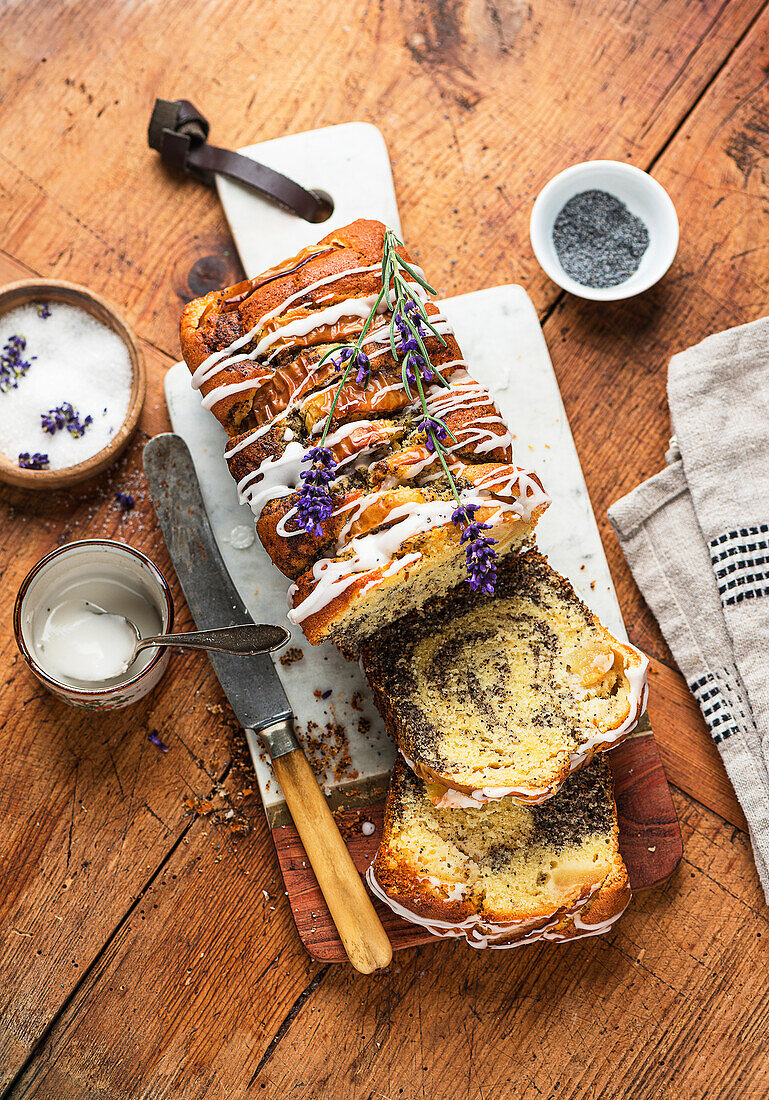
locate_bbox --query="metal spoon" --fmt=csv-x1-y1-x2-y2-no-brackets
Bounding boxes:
82,602,290,676
126,622,291,663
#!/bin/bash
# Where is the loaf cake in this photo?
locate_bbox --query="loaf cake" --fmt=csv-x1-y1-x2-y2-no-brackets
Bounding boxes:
367,755,629,948
361,550,648,805
180,219,548,650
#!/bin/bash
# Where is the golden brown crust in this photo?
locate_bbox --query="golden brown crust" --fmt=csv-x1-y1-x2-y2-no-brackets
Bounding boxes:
368,757,631,945
180,219,397,372
289,507,543,649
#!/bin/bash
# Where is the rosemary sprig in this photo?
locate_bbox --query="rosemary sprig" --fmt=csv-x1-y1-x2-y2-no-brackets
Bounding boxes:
294,229,498,593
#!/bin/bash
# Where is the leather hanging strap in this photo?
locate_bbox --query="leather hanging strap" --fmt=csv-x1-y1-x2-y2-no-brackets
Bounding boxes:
148,99,330,223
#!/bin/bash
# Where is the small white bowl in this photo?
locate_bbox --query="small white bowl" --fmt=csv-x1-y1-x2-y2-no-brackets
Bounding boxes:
14,540,174,710
529,160,679,301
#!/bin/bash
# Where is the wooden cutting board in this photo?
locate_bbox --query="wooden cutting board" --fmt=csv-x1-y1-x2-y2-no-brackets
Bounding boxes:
166,122,682,960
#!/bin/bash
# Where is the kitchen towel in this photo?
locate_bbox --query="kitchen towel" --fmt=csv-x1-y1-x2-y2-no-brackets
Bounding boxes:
609,317,769,902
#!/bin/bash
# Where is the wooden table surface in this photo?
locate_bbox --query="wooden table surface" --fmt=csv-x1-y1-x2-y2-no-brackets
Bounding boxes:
2,1,768,1096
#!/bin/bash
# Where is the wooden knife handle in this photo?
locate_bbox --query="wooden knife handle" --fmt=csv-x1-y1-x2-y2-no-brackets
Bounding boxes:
271,749,393,974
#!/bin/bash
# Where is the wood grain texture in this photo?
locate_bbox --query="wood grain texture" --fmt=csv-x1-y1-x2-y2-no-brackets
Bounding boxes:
0,0,768,1094
0,0,762,350
0,247,252,1086
10,790,767,1100
270,750,392,973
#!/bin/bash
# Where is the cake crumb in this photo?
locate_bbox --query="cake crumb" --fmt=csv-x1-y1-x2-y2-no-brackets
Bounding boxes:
280,647,304,667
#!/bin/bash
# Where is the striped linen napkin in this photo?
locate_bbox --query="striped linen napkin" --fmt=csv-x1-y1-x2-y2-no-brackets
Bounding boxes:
608,318,769,901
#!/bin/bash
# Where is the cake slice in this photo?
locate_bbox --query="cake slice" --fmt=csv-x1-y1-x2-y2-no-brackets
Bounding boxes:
366,755,630,949
361,550,648,805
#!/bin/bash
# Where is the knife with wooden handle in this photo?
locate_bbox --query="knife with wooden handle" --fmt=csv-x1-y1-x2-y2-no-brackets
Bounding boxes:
143,432,392,974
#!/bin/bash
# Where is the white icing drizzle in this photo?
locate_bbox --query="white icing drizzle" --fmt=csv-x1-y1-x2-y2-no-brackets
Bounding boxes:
360,552,422,597
200,294,383,411
196,278,431,406
286,481,538,626
201,375,266,412
236,441,306,510
365,867,626,950
192,265,381,388
192,245,551,640
235,421,391,518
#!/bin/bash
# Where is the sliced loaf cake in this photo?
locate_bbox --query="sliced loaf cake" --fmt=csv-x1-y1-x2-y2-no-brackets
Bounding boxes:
367,755,630,948
361,550,647,805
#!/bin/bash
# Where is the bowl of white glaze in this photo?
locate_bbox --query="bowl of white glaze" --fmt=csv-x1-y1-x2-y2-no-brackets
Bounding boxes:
14,540,174,710
529,160,679,301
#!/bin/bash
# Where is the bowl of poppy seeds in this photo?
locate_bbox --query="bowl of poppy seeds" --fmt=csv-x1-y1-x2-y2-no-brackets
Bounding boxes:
529,160,679,301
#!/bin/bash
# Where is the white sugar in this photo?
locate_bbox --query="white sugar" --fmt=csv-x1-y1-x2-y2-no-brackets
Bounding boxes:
0,302,133,470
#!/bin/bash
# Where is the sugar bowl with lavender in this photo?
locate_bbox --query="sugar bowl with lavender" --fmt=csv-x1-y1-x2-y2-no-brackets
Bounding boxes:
0,280,145,487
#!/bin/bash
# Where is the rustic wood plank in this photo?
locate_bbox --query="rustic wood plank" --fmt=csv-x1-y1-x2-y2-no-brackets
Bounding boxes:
1,0,768,1093
245,789,769,1100
7,799,325,1100
10,787,766,1100
0,0,763,359
0,249,256,1084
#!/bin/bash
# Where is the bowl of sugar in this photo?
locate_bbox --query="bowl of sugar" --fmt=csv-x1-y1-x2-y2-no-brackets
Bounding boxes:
14,540,174,710
529,161,679,301
0,279,145,489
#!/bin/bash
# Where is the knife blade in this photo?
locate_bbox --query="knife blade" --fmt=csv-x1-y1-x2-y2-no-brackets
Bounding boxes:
142,431,393,972
142,432,293,741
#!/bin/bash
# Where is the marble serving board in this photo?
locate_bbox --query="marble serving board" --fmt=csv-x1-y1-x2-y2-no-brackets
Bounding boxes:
166,121,630,816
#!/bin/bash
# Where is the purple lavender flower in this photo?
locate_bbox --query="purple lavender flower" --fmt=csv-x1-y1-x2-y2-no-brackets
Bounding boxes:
148,728,169,752
18,452,50,470
332,345,370,387
404,350,425,386
115,492,135,511
354,350,370,385
464,534,498,594
417,417,449,453
0,335,35,393
296,445,336,538
41,402,93,438
452,503,498,594
36,302,52,319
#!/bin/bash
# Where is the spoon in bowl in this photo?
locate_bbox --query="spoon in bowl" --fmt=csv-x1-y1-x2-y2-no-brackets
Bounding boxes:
78,603,290,680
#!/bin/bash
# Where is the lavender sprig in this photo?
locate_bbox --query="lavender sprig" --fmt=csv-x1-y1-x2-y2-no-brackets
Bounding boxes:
291,230,499,593
0,335,35,393
41,402,93,438
115,492,135,511
452,504,498,594
36,302,52,319
148,729,169,752
18,452,50,470
293,316,375,538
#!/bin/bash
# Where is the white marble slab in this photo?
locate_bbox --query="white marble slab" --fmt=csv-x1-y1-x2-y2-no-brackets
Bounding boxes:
166,124,627,810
